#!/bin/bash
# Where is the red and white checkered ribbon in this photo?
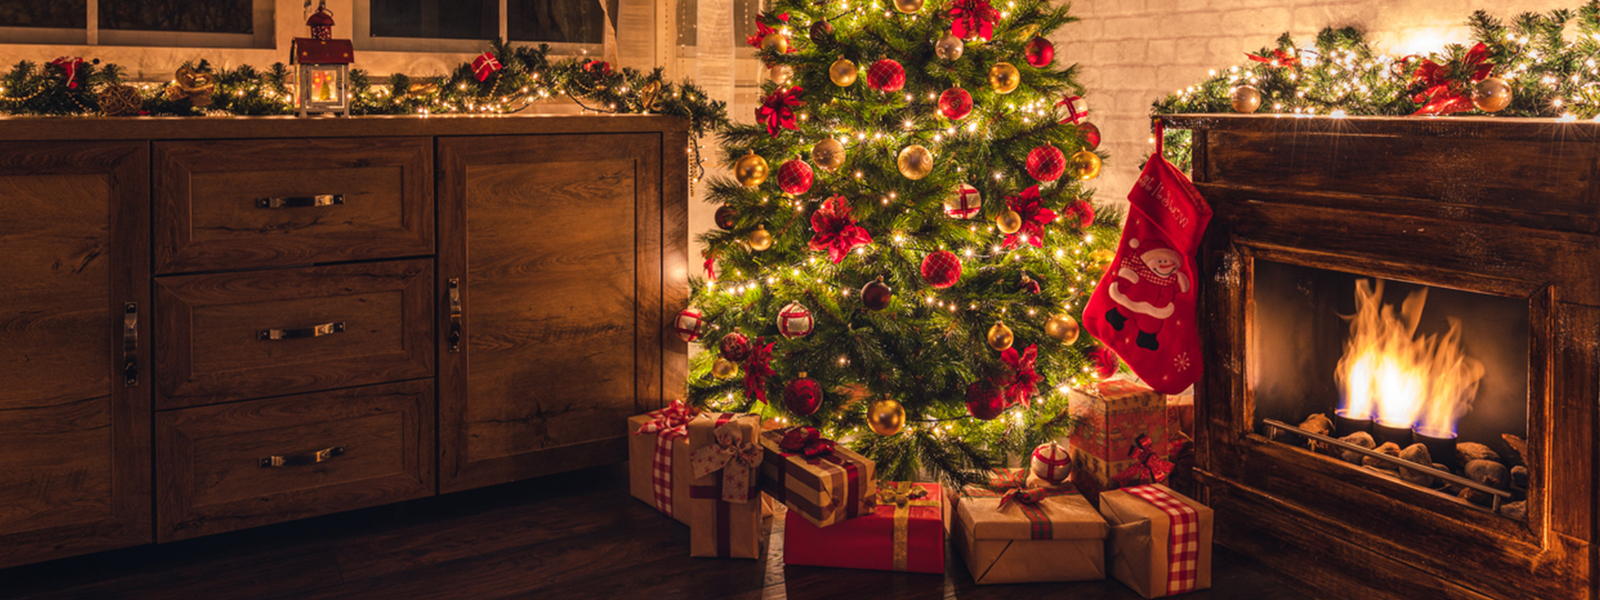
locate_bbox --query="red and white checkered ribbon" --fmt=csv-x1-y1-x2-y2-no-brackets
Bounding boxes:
634,400,694,516
1124,485,1199,595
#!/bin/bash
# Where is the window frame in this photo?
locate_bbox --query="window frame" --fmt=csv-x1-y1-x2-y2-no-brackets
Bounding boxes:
352,0,605,56
0,0,274,48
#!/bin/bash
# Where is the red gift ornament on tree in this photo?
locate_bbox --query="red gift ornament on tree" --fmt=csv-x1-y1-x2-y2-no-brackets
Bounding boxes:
1026,145,1066,182
944,183,982,219
866,59,906,92
777,302,815,338
1024,37,1055,67
758,86,806,138
808,195,873,264
675,308,704,342
920,250,962,289
1002,185,1058,249
1057,95,1088,125
777,158,815,195
948,0,998,42
938,87,973,120
471,52,502,82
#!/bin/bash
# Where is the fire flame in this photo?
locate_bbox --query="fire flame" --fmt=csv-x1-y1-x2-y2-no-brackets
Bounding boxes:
1334,280,1484,437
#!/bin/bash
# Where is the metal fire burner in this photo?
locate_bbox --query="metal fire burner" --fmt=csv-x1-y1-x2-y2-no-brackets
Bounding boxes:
1262,419,1512,513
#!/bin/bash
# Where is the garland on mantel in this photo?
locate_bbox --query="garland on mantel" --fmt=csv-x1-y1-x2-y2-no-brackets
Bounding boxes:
1153,2,1600,170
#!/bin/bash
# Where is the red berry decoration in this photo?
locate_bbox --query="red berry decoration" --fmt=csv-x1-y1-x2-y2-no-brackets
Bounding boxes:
938,87,973,120
1026,144,1067,182
714,205,737,230
861,277,893,311
966,380,1007,420
674,308,704,342
866,58,906,92
1024,36,1055,67
719,332,751,362
920,250,962,289
1077,122,1101,150
777,301,815,338
776,158,815,195
783,374,824,416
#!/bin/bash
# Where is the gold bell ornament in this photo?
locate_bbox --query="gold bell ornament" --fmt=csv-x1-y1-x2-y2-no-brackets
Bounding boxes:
867,398,906,436
830,58,859,87
813,138,846,171
897,145,934,180
987,321,1014,351
734,151,769,188
988,62,1020,94
748,225,774,251
1044,314,1080,344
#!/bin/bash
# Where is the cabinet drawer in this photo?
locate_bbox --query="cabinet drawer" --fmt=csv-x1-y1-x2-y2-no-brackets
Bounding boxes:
154,137,433,274
154,259,434,409
155,380,435,541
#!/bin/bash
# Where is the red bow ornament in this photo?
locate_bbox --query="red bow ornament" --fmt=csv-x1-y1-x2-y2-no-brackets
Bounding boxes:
1246,48,1299,69
1001,344,1043,407
758,86,805,138
808,196,873,264
743,337,776,403
1409,43,1494,116
51,57,85,89
702,249,717,281
635,399,695,435
690,419,765,503
948,0,999,42
471,52,501,82
1112,432,1175,487
778,426,837,458
1002,185,1058,249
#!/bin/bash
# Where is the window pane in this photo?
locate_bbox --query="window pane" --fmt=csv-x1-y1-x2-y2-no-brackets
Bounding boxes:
371,0,497,40
508,0,617,44
100,0,251,33
673,0,764,48
0,0,86,28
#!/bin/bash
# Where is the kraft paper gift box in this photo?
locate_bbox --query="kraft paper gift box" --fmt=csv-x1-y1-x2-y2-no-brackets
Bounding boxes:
758,426,875,528
1099,483,1213,598
1070,379,1170,490
687,412,766,559
784,481,944,574
1166,393,1194,438
628,400,697,525
954,469,1108,584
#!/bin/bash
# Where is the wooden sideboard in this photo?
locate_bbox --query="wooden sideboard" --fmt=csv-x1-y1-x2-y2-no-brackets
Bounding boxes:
0,116,688,566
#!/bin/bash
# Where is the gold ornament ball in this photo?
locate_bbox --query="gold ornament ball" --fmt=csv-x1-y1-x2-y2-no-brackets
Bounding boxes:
761,33,790,54
748,225,774,252
830,58,859,87
1045,314,1080,344
813,138,846,171
769,64,795,85
988,62,1021,95
897,145,934,180
1070,150,1103,181
996,209,1023,234
987,321,1015,352
734,151,769,188
712,358,740,379
935,33,965,61
1230,85,1262,114
893,0,923,13
867,398,906,436
1473,77,1512,113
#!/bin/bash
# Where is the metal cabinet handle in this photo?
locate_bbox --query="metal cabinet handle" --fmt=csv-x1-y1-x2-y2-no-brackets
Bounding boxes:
259,446,345,468
255,194,344,209
258,321,345,340
447,278,462,353
122,302,138,386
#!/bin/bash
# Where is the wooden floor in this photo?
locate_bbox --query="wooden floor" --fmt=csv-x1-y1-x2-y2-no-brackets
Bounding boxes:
0,463,1312,600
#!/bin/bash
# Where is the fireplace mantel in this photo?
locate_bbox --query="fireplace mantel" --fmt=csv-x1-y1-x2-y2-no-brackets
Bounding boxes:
1163,113,1596,600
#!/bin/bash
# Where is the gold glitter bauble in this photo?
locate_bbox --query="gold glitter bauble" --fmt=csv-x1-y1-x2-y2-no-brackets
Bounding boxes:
734,151,769,188
935,34,965,61
1069,150,1103,181
813,138,846,171
1045,314,1080,344
867,398,906,436
712,358,740,379
762,33,790,54
987,321,1014,352
748,225,774,252
893,0,924,13
1230,85,1262,114
830,58,858,87
1472,77,1512,112
896,145,934,180
988,62,1020,94
996,209,1023,234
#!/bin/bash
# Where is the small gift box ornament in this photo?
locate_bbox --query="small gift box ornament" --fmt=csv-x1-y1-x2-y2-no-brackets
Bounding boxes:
758,426,875,528
784,481,945,574
1099,484,1214,598
1030,441,1072,484
627,400,697,525
955,469,1109,584
687,412,766,559
1069,380,1171,491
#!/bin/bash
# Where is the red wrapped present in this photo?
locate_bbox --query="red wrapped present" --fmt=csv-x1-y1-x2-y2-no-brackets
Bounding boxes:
1100,483,1213,598
784,481,944,574
758,426,875,528
1069,380,1170,491
954,469,1108,584
687,412,766,558
627,400,697,525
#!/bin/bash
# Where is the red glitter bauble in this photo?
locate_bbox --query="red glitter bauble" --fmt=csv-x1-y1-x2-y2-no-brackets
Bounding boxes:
1077,122,1101,150
776,159,815,195
966,381,1007,420
719,332,751,362
1026,145,1067,182
1024,37,1055,67
938,87,973,120
783,376,824,416
920,250,962,289
866,59,907,92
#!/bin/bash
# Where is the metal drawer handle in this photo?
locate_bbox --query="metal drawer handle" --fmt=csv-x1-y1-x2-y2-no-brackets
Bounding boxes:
259,446,345,468
122,302,138,387
447,278,462,353
258,321,345,340
255,194,344,209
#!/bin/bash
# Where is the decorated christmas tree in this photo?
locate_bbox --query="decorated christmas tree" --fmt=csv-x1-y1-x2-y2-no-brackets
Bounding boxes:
680,0,1119,486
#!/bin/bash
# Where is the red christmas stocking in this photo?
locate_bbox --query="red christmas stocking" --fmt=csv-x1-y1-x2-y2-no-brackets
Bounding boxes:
1083,128,1212,394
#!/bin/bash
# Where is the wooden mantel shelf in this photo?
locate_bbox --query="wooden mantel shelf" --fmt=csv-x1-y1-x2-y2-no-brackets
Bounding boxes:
0,113,685,141
1159,112,1600,141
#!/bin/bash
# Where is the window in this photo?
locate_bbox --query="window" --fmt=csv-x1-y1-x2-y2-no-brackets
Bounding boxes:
674,0,763,48
355,0,618,53
0,0,272,47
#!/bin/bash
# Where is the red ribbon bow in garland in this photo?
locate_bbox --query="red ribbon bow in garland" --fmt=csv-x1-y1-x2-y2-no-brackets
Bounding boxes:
51,57,85,89
1001,344,1042,407
471,52,501,82
808,195,873,264
1246,48,1299,69
1409,43,1494,116
758,86,805,138
634,399,695,435
1002,185,1058,250
745,13,794,50
1112,432,1175,487
743,337,776,403
948,0,999,42
778,426,837,458
583,59,613,77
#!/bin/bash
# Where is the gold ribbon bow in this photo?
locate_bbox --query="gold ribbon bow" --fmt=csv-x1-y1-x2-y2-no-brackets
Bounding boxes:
875,482,939,572
690,420,764,503
164,64,215,108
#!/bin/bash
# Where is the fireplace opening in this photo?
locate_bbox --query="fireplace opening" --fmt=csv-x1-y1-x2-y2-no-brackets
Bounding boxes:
1251,260,1529,520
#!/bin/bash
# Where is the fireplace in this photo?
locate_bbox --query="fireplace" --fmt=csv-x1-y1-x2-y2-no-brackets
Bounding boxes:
1165,114,1597,600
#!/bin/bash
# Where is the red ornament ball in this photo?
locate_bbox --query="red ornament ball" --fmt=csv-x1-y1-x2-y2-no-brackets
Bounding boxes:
1030,441,1072,483
920,250,963,289
861,278,893,311
783,375,824,416
938,87,973,120
777,301,815,338
866,58,906,92
777,159,815,195
714,205,737,230
1077,122,1101,150
1026,145,1067,182
1024,36,1055,67
674,308,704,342
1064,199,1095,228
966,380,1007,420
719,332,751,362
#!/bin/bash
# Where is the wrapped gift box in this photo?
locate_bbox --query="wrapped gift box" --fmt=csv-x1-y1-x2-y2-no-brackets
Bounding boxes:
687,412,766,559
784,481,944,574
758,426,875,528
1099,484,1213,598
1069,379,1170,490
954,469,1108,584
1167,393,1194,438
628,401,697,525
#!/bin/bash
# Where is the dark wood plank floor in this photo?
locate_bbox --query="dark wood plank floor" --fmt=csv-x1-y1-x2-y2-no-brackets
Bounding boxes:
0,463,1312,599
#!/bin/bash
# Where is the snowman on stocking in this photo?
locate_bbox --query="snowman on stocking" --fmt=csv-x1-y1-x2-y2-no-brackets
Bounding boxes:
1103,238,1188,351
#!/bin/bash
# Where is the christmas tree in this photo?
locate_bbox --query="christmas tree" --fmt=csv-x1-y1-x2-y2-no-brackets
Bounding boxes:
682,0,1118,487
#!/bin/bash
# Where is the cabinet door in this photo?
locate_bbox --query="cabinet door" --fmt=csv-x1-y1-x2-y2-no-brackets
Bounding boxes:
0,142,151,566
438,134,663,492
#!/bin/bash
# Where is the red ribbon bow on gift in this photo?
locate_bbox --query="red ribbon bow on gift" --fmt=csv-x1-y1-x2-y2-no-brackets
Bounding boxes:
778,426,837,458
1409,43,1494,116
51,57,85,89
1246,48,1299,69
948,0,998,42
471,52,501,82
745,12,791,48
758,86,805,138
743,337,776,403
1002,186,1058,250
635,399,695,435
1112,432,1175,487
1001,344,1043,407
808,196,873,264
690,418,765,503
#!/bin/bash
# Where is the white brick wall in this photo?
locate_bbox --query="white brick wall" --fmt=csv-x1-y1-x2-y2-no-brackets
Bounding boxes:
1051,0,1563,203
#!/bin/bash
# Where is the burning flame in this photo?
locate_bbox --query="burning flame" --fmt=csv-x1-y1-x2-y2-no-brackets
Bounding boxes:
1335,280,1485,437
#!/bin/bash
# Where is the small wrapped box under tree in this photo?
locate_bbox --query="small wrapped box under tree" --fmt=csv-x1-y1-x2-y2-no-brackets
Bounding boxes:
954,469,1109,584
628,401,697,525
1099,484,1213,598
758,426,875,528
687,412,766,559
1070,380,1171,491
784,481,944,574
